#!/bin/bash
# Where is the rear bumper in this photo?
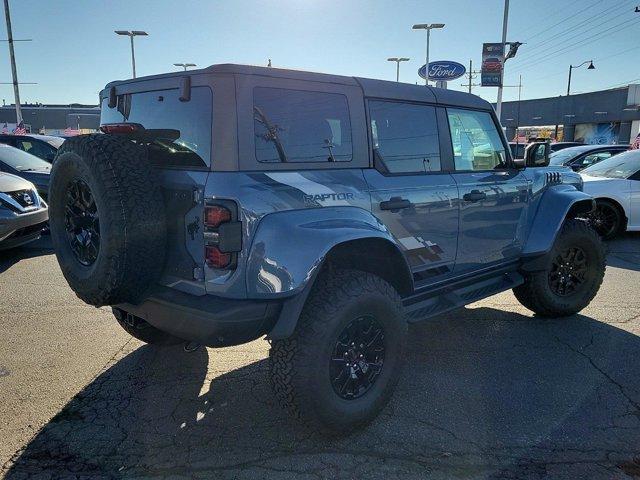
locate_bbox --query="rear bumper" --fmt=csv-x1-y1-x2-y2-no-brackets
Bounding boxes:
116,287,283,347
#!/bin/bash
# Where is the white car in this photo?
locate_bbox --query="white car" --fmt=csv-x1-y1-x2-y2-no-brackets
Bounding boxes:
580,149,640,239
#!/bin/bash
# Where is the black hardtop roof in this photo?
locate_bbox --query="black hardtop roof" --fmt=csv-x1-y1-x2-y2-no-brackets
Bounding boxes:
102,63,492,110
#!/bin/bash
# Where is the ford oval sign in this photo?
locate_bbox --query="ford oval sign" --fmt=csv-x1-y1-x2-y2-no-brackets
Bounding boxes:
418,61,466,81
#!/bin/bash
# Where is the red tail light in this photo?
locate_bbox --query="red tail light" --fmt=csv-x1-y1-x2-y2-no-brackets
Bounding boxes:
205,245,231,269
100,123,143,134
204,205,231,228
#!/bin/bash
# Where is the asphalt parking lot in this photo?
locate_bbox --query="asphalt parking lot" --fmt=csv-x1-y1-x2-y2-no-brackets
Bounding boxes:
1,234,640,479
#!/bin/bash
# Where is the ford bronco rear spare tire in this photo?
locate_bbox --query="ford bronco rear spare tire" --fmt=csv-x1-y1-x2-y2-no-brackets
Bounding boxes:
269,269,407,435
49,134,167,307
514,219,605,317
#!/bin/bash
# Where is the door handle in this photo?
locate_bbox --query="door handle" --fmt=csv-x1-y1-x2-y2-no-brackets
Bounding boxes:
380,197,412,211
463,190,486,202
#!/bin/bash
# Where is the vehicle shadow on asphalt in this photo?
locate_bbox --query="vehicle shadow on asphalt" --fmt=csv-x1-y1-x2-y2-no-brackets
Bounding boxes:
605,232,640,272
0,235,53,275
4,308,640,478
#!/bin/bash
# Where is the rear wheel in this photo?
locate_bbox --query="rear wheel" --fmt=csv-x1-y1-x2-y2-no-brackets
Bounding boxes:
269,269,407,435
514,219,605,317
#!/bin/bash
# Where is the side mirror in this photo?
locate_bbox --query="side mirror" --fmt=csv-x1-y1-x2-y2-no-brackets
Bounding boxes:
524,142,550,167
513,158,526,169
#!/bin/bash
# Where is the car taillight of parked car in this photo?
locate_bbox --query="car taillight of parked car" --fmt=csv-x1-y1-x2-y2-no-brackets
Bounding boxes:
203,203,241,270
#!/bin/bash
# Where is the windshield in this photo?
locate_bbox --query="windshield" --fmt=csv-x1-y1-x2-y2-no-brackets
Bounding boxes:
581,150,640,179
0,144,51,172
548,146,591,165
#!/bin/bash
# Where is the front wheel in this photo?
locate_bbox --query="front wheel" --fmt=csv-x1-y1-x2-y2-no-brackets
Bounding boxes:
269,269,407,435
589,200,623,240
514,219,606,317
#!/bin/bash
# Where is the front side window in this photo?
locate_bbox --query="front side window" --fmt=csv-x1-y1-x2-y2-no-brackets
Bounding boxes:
17,140,55,160
100,86,212,167
369,101,441,174
253,87,352,163
447,108,507,171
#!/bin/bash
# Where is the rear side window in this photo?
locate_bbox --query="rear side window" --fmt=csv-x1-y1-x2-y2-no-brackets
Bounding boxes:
447,108,507,171
253,87,352,163
369,101,441,174
100,86,212,168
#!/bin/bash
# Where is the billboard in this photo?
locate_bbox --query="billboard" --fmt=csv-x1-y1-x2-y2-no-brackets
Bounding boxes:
481,43,504,87
574,123,620,145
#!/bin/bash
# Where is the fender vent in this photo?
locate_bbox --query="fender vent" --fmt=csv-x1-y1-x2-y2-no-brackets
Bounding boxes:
545,171,562,185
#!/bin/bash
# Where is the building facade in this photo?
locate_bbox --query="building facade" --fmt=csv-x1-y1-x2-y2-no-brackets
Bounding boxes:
498,84,640,145
0,104,100,135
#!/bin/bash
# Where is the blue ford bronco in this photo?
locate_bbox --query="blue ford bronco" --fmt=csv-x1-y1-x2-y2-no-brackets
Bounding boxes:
48,64,605,434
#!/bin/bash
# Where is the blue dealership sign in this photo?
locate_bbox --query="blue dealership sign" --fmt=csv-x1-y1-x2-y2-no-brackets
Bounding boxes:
418,61,466,81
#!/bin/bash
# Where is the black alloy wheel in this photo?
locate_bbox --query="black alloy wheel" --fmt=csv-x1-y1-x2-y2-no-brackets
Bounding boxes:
330,315,385,400
590,202,621,239
64,179,100,266
548,246,588,297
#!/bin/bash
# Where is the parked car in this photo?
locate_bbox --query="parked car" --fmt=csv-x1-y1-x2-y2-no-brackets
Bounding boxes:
47,64,605,434
549,144,628,171
0,144,51,201
549,141,584,152
0,172,48,250
0,134,64,162
580,149,640,239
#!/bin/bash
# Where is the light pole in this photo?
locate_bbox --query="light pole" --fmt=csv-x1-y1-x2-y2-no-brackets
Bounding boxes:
412,23,444,86
566,60,595,96
495,0,509,122
115,30,148,78
174,63,196,71
387,57,410,82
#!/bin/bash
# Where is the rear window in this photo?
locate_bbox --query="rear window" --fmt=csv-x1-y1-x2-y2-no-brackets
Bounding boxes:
100,86,212,168
253,87,352,163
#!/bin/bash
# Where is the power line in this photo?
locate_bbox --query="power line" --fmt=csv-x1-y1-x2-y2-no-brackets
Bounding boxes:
511,0,635,64
508,15,639,74
522,0,601,42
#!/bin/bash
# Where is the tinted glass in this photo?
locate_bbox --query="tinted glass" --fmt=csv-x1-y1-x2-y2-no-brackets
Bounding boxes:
0,144,51,172
369,101,441,174
254,87,352,163
16,139,56,160
577,151,613,168
101,86,212,167
447,109,506,171
582,150,640,179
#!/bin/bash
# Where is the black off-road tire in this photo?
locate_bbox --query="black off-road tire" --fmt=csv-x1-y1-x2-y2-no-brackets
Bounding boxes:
49,134,166,307
514,219,605,317
269,269,407,435
112,308,183,346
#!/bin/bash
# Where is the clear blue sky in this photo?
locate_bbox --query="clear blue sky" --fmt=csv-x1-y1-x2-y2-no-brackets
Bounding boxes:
1,0,638,106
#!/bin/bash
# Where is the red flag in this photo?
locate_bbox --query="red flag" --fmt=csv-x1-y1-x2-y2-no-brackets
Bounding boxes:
12,121,26,135
631,133,640,150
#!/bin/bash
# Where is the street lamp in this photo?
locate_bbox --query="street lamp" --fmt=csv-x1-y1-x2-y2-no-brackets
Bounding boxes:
114,30,148,78
387,57,410,82
566,60,594,96
412,23,445,86
174,63,196,71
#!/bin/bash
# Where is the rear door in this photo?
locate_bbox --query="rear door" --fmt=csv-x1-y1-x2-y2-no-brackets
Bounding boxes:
364,100,459,282
445,107,530,273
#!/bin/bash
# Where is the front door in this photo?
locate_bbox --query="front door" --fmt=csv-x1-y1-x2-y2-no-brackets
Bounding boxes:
445,107,530,273
365,100,458,282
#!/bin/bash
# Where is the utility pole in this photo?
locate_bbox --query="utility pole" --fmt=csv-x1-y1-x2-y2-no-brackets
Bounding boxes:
461,60,481,93
495,0,509,121
3,0,23,124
